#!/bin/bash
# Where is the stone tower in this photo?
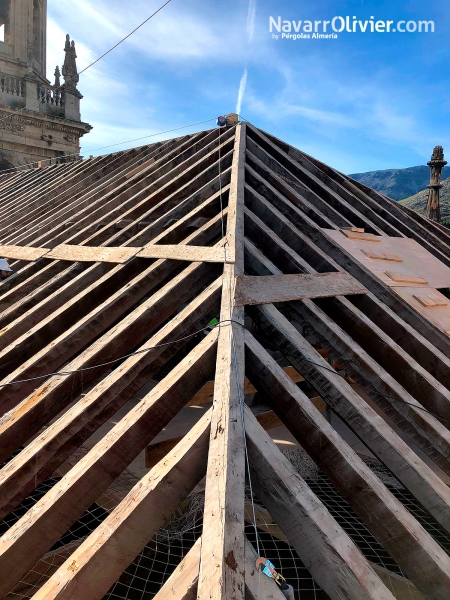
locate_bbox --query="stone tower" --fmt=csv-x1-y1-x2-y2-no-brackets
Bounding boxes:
426,146,447,223
0,0,91,170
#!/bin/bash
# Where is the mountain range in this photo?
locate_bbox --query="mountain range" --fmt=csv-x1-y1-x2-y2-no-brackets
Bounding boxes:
349,165,450,201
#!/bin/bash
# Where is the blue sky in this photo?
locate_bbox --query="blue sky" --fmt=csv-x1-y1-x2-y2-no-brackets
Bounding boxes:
47,0,450,174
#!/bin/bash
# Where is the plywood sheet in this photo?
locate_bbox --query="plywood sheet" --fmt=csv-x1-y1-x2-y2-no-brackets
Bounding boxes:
234,272,367,306
393,287,450,335
46,245,139,263
137,244,235,264
0,245,50,261
325,230,450,287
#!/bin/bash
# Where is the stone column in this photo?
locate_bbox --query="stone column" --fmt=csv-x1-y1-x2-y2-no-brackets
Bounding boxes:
426,146,447,223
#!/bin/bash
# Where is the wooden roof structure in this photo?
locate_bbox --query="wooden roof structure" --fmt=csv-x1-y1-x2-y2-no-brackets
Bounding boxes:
0,120,450,598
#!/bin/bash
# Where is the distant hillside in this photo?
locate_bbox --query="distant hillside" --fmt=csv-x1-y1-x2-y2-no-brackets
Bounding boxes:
400,177,450,227
350,165,450,201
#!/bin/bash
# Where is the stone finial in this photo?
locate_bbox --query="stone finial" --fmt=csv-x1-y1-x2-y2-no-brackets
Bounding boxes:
425,146,447,223
430,145,445,164
62,34,79,90
54,66,61,88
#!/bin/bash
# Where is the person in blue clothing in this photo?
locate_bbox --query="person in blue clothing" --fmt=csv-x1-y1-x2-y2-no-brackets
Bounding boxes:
0,258,12,281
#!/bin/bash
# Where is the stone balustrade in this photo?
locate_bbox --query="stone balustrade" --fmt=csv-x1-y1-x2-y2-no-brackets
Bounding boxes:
37,83,64,108
0,74,25,97
0,72,67,117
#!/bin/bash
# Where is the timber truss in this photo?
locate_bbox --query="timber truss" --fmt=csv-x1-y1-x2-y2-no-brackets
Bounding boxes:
0,121,450,599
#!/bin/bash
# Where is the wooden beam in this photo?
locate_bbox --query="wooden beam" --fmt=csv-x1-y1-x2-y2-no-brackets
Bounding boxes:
0,217,222,417
244,330,450,599
45,244,139,263
0,245,49,261
0,279,221,520
249,302,450,535
234,272,366,306
244,405,395,600
5,242,235,266
31,409,212,600
0,330,218,596
138,244,235,263
244,232,450,475
153,538,201,600
197,121,247,600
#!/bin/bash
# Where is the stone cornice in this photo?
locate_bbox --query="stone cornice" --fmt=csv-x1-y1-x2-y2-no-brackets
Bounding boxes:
0,104,92,136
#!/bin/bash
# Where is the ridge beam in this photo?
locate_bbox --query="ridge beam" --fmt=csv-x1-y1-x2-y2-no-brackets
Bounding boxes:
197,122,247,599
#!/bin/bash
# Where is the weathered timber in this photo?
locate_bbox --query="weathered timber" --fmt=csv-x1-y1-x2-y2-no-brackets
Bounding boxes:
244,237,450,475
249,302,450,533
0,279,221,519
153,537,201,600
0,217,222,414
31,409,212,600
234,272,366,306
244,330,450,599
197,122,246,600
244,405,395,600
0,330,218,596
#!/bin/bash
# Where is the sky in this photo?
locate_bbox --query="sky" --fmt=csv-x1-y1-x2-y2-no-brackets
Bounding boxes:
47,0,450,174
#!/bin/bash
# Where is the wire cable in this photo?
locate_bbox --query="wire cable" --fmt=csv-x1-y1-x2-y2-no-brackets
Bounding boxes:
0,117,218,175
78,0,174,75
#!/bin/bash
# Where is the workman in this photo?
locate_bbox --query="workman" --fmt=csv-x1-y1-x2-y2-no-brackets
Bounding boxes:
0,258,12,281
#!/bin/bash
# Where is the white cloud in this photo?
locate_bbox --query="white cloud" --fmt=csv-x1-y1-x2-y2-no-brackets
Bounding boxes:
236,69,248,115
247,0,257,43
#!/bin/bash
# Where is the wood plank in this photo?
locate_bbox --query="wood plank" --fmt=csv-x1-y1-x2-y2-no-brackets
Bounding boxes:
46,244,139,263
234,272,366,306
153,537,201,600
31,409,212,600
244,405,395,600
197,121,246,600
360,249,402,262
137,244,235,264
327,229,450,288
0,245,49,261
244,330,450,599
341,229,382,242
0,330,218,596
250,302,450,534
386,271,428,285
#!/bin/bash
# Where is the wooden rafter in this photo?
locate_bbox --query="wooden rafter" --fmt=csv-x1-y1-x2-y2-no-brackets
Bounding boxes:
0,119,449,600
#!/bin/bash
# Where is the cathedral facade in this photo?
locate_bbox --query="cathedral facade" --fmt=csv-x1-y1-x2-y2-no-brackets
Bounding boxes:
0,0,91,170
